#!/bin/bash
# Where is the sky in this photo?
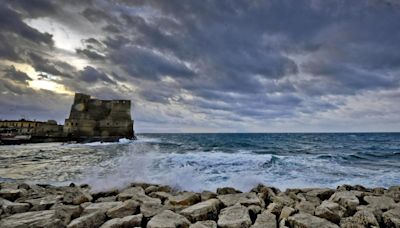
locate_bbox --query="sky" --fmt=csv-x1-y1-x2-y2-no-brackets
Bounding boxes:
0,0,400,133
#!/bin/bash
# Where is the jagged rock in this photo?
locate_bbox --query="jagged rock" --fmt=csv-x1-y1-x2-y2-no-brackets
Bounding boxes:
385,186,400,202
271,195,296,208
382,207,400,227
141,201,166,218
96,196,117,203
106,199,139,218
329,191,359,212
167,192,200,207
147,210,191,228
315,200,345,224
248,205,262,223
306,188,335,201
0,189,23,201
364,195,396,210
82,201,123,215
217,203,252,228
64,187,93,205
287,213,340,228
201,191,217,201
1,198,30,214
24,195,59,211
100,214,143,228
279,206,296,221
17,183,31,190
251,211,276,228
217,187,242,195
67,211,106,228
54,204,83,226
145,185,172,194
340,210,379,228
295,200,316,215
0,210,63,228
337,185,367,192
252,185,278,204
117,187,145,201
371,187,386,195
217,192,262,207
91,189,119,201
189,220,217,228
149,191,172,203
266,202,283,216
180,198,221,222
296,193,321,206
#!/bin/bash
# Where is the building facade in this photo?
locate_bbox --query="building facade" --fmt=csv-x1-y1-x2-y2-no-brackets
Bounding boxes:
0,119,63,137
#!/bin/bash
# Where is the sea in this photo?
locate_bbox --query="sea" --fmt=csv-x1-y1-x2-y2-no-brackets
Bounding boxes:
0,133,399,192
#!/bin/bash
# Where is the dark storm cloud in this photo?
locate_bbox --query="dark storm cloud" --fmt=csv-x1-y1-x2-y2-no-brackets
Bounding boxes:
79,66,115,84
3,65,31,84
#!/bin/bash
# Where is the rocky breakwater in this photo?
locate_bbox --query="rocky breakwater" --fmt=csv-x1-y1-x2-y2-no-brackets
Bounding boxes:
0,182,400,228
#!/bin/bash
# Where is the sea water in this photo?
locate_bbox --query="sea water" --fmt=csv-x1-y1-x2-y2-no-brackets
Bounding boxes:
0,133,399,192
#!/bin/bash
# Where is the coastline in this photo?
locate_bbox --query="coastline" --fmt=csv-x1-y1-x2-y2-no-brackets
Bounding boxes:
0,181,399,228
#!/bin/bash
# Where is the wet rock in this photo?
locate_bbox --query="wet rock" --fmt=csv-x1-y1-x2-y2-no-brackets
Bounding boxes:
217,187,242,195
385,186,400,202
96,196,117,203
117,187,145,201
340,210,379,228
100,214,143,228
296,193,321,206
24,195,59,211
54,204,83,226
252,185,278,204
217,192,263,207
64,187,93,205
190,220,217,228
167,192,200,207
0,210,63,228
0,189,23,201
180,198,221,222
295,200,316,215
217,203,252,228
364,195,396,210
140,201,166,218
67,211,106,228
201,191,217,201
329,191,359,213
106,199,139,218
149,191,172,203
371,187,386,195
279,206,296,221
1,198,30,214
337,185,367,192
315,200,345,224
287,213,340,228
17,183,31,190
251,211,276,228
82,201,123,215
147,210,191,228
382,207,400,227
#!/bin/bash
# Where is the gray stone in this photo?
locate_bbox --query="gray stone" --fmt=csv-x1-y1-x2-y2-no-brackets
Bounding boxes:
189,220,217,228
364,195,396,210
167,192,200,207
251,211,277,228
149,191,172,203
1,198,30,214
271,195,296,208
200,191,217,201
140,201,166,218
64,187,93,205
0,189,23,201
305,188,335,201
100,214,143,228
180,198,221,222
217,192,262,207
217,204,252,228
279,206,296,221
385,186,400,202
96,196,117,203
106,200,139,218
315,200,345,224
91,189,119,201
295,200,316,215
147,210,191,228
82,201,123,215
217,187,242,195
329,191,359,212
340,210,379,228
382,207,400,228
54,204,83,226
287,213,340,228
67,211,106,228
266,202,283,216
0,210,63,228
117,187,145,201
24,195,59,211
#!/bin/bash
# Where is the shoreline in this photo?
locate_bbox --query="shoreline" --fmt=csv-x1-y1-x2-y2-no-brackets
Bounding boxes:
0,181,399,227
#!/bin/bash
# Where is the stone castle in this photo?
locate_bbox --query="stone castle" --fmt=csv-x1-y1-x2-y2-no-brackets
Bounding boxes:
63,93,134,141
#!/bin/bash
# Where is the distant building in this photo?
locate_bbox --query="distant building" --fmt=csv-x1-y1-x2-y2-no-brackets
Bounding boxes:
0,119,63,137
63,93,134,140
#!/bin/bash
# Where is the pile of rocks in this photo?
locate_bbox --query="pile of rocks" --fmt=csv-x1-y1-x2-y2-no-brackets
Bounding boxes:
0,181,399,228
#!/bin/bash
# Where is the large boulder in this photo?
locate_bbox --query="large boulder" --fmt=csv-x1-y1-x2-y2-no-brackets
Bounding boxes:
116,187,145,201
305,188,335,201
287,213,340,228
364,195,396,210
315,200,345,224
99,214,143,228
167,192,200,207
190,220,217,228
279,206,296,221
382,207,400,227
67,211,106,228
1,198,30,214
54,204,83,226
250,211,277,228
0,210,63,228
147,210,191,228
385,186,400,202
149,191,172,203
82,201,123,215
140,201,166,218
0,189,23,201
180,198,221,222
340,210,379,228
64,187,93,205
217,203,252,228
217,192,263,207
217,187,242,195
295,200,316,215
329,191,359,213
23,195,59,211
106,200,139,218
200,191,217,201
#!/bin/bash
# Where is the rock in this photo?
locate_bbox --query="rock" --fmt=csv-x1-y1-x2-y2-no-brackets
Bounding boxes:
145,185,171,194
180,198,221,222
287,213,340,228
295,200,316,215
140,201,166,218
305,188,335,201
217,203,252,228
190,220,217,228
64,187,93,205
82,201,123,215
217,187,242,195
100,214,143,228
106,200,139,218
296,193,321,206
96,196,117,203
371,187,386,195
251,211,276,228
253,185,278,204
67,211,106,228
266,202,283,216
329,191,359,213
0,210,63,228
217,192,262,207
280,218,289,228
315,200,345,224
337,185,367,192
248,205,262,223
117,187,145,201
91,189,119,201
340,210,379,228
24,195,59,211
54,204,83,225
167,192,200,207
201,191,217,201
147,210,191,228
149,191,172,203
279,206,296,221
0,189,23,201
382,207,400,227
364,195,396,210
386,186,400,202
1,198,30,214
